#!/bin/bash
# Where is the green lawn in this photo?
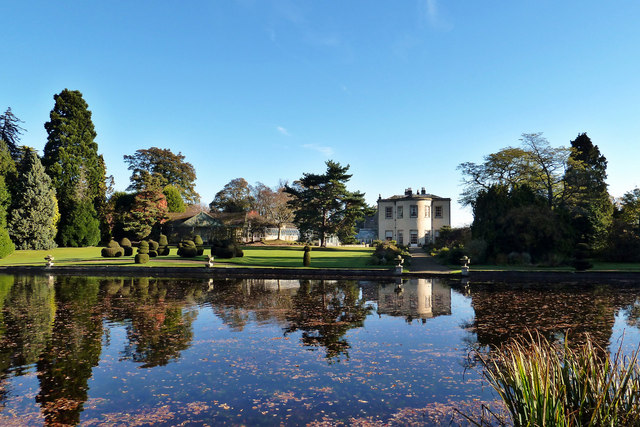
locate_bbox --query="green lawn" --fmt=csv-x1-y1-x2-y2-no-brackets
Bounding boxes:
449,262,640,273
0,245,384,270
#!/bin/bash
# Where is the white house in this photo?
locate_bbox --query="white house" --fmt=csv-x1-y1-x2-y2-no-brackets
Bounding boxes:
377,187,451,246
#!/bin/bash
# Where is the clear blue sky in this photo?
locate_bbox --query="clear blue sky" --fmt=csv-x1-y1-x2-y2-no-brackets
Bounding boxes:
3,1,639,226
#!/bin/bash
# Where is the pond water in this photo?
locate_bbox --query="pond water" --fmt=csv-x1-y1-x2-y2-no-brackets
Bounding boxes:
1,275,640,425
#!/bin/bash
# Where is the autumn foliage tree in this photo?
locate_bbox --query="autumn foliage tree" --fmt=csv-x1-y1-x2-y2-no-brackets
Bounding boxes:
124,147,199,204
122,189,168,240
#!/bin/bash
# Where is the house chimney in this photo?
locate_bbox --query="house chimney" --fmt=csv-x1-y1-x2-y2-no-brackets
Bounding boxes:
405,188,413,196
421,187,426,195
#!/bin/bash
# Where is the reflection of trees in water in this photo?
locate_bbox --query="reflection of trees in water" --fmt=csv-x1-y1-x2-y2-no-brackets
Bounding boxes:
0,275,56,408
206,279,296,331
462,283,639,352
36,276,102,426
284,280,372,362
101,277,198,368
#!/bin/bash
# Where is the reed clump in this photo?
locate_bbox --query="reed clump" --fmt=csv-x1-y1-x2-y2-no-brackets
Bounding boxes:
477,333,640,426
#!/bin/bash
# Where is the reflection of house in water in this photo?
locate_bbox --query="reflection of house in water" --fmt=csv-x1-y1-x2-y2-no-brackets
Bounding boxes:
242,279,301,294
377,278,451,321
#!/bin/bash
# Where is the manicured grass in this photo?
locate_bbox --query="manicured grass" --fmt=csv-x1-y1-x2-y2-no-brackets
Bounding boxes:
0,245,383,270
448,262,640,273
223,246,383,269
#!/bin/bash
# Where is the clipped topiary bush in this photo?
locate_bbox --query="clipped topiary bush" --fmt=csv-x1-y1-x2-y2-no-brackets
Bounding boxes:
101,240,124,257
135,240,150,264
194,235,204,255
148,239,159,257
573,243,593,271
177,239,198,258
211,238,238,259
157,234,170,256
216,246,235,258
235,246,244,257
135,253,150,264
303,249,311,266
120,237,133,256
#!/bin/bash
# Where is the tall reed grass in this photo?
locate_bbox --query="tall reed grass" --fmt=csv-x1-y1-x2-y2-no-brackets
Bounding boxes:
473,333,640,426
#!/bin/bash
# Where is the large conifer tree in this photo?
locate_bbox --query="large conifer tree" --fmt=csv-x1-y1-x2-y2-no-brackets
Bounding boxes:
563,133,613,249
43,89,107,246
285,160,371,246
8,148,57,249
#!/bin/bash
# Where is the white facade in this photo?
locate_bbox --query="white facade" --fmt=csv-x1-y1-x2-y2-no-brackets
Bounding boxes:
377,187,451,246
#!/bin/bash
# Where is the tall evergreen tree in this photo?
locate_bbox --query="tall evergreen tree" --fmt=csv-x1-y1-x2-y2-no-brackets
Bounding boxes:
0,107,25,160
42,89,107,245
285,160,371,246
7,148,57,250
563,133,613,249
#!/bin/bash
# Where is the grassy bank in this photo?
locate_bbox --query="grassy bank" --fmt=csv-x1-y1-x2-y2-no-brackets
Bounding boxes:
0,245,385,270
445,262,640,273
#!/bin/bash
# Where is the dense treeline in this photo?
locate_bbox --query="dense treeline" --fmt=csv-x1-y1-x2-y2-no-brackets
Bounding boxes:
0,91,372,254
434,133,640,266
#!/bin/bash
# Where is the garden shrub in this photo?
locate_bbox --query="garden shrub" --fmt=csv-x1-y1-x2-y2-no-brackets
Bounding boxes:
372,240,409,265
148,239,159,257
235,246,244,257
194,235,204,255
303,246,311,266
120,237,133,256
101,239,124,257
573,243,593,271
211,238,238,259
135,240,149,264
177,239,198,258
0,228,15,258
157,234,170,256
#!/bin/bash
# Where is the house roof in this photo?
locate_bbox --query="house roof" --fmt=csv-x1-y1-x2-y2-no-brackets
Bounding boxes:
378,193,450,202
166,211,222,228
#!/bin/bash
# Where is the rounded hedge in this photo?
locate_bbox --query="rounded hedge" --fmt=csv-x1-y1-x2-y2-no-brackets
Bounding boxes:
138,241,149,255
102,247,124,257
148,240,159,251
120,237,132,248
135,253,150,264
106,239,120,249
158,234,169,247
194,235,204,246
216,246,235,258
303,251,311,266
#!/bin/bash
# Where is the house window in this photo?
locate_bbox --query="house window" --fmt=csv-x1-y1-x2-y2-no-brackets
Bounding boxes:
425,205,431,218
385,230,393,241
435,206,443,218
397,230,404,245
397,206,403,219
410,205,418,218
410,230,418,245
385,206,393,219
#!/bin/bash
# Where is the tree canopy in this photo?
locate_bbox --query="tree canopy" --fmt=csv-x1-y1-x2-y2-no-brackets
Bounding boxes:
42,89,107,245
124,147,199,204
209,178,253,213
8,148,58,250
458,133,571,208
285,160,371,246
0,107,25,160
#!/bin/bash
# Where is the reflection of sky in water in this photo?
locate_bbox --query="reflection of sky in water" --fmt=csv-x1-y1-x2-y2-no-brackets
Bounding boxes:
1,276,640,425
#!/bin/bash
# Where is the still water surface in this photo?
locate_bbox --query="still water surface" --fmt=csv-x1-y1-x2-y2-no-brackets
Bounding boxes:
1,275,640,425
